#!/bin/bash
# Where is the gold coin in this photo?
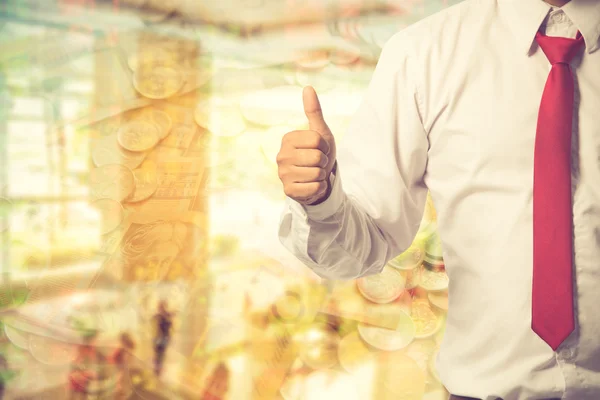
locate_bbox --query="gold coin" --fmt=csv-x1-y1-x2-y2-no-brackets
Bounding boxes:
143,108,172,139
117,120,160,152
337,331,376,374
418,265,449,292
127,47,174,71
271,291,304,323
91,134,147,170
89,114,124,137
357,311,415,351
411,299,443,339
133,65,184,99
91,198,125,234
29,334,77,365
356,266,405,304
127,161,158,203
160,123,196,149
398,268,420,290
388,242,424,270
4,323,30,350
89,164,135,202
428,291,449,311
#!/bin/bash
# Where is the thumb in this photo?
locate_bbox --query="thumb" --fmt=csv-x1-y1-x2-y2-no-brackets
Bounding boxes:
302,86,332,137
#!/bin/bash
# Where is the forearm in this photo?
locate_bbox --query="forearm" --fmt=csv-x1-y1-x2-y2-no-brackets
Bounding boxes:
278,168,395,281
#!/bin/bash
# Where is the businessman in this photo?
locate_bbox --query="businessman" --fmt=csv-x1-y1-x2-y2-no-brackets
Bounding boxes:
277,0,600,399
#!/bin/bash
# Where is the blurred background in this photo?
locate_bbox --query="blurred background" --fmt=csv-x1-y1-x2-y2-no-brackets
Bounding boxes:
0,0,460,399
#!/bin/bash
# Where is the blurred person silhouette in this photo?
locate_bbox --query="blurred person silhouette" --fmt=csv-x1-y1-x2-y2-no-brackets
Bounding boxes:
200,362,229,400
68,331,100,400
152,300,173,377
110,332,136,400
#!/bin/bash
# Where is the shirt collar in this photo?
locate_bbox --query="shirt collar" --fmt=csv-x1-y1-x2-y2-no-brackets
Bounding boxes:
500,0,600,54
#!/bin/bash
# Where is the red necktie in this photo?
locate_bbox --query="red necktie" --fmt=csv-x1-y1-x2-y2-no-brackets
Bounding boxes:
532,30,584,351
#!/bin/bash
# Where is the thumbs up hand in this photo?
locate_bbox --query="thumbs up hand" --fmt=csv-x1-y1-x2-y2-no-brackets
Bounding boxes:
276,86,337,205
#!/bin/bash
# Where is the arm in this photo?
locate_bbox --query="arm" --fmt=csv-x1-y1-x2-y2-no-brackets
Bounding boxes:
278,31,429,280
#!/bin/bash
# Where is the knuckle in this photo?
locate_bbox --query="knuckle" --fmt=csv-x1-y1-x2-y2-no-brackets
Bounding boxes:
319,152,329,167
313,151,324,165
310,168,324,181
317,180,328,192
275,150,284,164
318,168,327,180
283,184,294,197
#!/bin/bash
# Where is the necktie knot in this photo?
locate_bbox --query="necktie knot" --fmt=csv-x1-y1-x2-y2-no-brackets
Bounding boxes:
535,31,585,65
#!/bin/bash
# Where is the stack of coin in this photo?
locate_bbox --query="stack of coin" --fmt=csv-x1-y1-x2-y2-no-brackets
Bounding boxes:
418,230,449,291
423,230,444,271
88,104,177,237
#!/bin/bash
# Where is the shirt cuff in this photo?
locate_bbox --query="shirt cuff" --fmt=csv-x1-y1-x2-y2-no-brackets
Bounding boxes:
302,166,344,221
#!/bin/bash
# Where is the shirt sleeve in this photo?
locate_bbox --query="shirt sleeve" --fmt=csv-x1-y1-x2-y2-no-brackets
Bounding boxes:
278,30,429,281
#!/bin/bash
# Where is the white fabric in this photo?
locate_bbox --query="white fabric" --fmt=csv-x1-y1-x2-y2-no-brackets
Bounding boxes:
278,0,600,398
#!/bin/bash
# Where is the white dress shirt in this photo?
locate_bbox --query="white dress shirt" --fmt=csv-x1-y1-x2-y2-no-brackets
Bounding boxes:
278,0,600,398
